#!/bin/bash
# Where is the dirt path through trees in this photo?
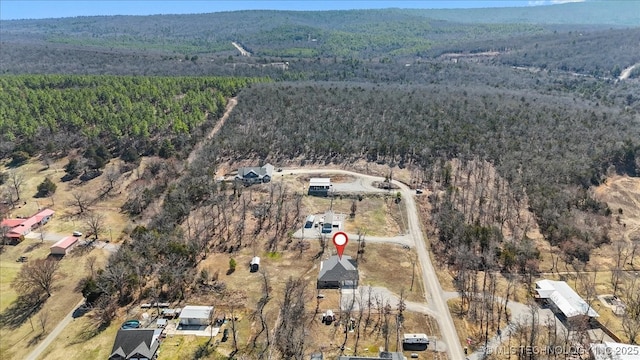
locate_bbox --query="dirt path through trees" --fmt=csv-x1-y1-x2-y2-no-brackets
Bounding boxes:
187,97,237,165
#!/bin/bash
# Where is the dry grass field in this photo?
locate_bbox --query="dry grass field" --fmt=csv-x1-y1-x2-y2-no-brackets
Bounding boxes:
0,237,112,360
301,195,404,237
1,157,133,359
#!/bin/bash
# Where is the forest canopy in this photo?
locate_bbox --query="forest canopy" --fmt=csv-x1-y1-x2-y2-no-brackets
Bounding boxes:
0,75,269,159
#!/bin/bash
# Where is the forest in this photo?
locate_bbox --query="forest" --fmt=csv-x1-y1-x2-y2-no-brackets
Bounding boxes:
0,75,268,161
218,81,640,261
1,2,640,358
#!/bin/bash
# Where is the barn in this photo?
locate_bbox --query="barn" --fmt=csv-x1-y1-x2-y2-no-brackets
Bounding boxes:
50,236,79,255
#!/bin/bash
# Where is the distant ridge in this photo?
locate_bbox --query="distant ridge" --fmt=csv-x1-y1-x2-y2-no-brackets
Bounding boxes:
412,1,640,27
1,1,639,27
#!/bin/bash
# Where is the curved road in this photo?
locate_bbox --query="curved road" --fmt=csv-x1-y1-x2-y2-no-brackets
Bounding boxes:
284,168,465,360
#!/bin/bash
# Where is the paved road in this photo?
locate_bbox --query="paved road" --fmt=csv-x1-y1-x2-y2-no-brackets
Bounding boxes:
25,299,85,360
283,168,465,360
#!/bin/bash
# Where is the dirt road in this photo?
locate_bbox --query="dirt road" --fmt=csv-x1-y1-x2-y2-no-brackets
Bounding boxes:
231,42,251,57
283,168,465,359
187,97,237,165
619,62,639,80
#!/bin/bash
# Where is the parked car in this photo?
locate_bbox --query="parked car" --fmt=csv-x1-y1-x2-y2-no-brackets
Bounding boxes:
72,231,83,237
221,328,229,342
16,256,28,262
121,320,141,329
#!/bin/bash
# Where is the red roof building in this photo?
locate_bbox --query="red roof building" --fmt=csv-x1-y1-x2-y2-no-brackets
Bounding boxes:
50,236,79,255
1,208,55,243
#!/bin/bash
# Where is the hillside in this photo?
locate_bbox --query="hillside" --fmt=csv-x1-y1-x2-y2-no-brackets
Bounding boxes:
1,3,640,359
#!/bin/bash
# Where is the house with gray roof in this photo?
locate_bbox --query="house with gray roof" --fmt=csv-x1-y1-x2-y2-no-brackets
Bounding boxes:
109,328,161,360
235,163,274,185
317,255,359,289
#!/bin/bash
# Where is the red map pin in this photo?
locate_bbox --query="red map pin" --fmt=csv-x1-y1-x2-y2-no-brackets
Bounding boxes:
332,231,349,259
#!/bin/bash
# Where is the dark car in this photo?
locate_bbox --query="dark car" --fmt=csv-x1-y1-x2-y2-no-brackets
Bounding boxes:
221,328,229,342
121,320,141,329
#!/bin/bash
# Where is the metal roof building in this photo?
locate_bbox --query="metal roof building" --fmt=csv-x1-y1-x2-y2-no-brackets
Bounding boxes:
179,305,213,326
535,279,599,318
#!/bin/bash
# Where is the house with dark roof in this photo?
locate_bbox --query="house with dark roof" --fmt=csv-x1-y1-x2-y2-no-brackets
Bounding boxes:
109,328,161,360
317,255,359,289
235,163,274,185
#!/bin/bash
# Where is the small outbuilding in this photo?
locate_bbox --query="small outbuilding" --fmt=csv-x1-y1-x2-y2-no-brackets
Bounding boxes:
50,236,79,255
250,256,260,272
179,305,213,327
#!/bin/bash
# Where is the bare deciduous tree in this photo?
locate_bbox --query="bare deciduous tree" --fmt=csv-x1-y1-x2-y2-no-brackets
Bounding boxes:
622,277,640,344
70,191,91,214
12,258,60,297
274,277,307,360
8,172,25,202
101,167,121,197
85,211,105,241
38,310,49,333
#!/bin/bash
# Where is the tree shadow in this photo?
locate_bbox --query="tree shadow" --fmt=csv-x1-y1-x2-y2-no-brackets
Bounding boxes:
68,320,105,345
27,332,45,347
0,293,45,329
24,242,43,253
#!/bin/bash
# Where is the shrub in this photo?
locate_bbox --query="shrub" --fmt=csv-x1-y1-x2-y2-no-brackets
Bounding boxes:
36,177,57,198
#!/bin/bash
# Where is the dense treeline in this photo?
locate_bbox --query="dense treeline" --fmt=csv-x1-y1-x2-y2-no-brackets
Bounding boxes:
427,27,640,78
0,10,550,58
0,75,268,160
219,82,640,254
4,4,637,61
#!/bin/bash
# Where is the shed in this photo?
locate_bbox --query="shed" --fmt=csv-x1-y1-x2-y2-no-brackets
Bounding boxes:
50,236,79,255
179,305,213,326
250,256,260,272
